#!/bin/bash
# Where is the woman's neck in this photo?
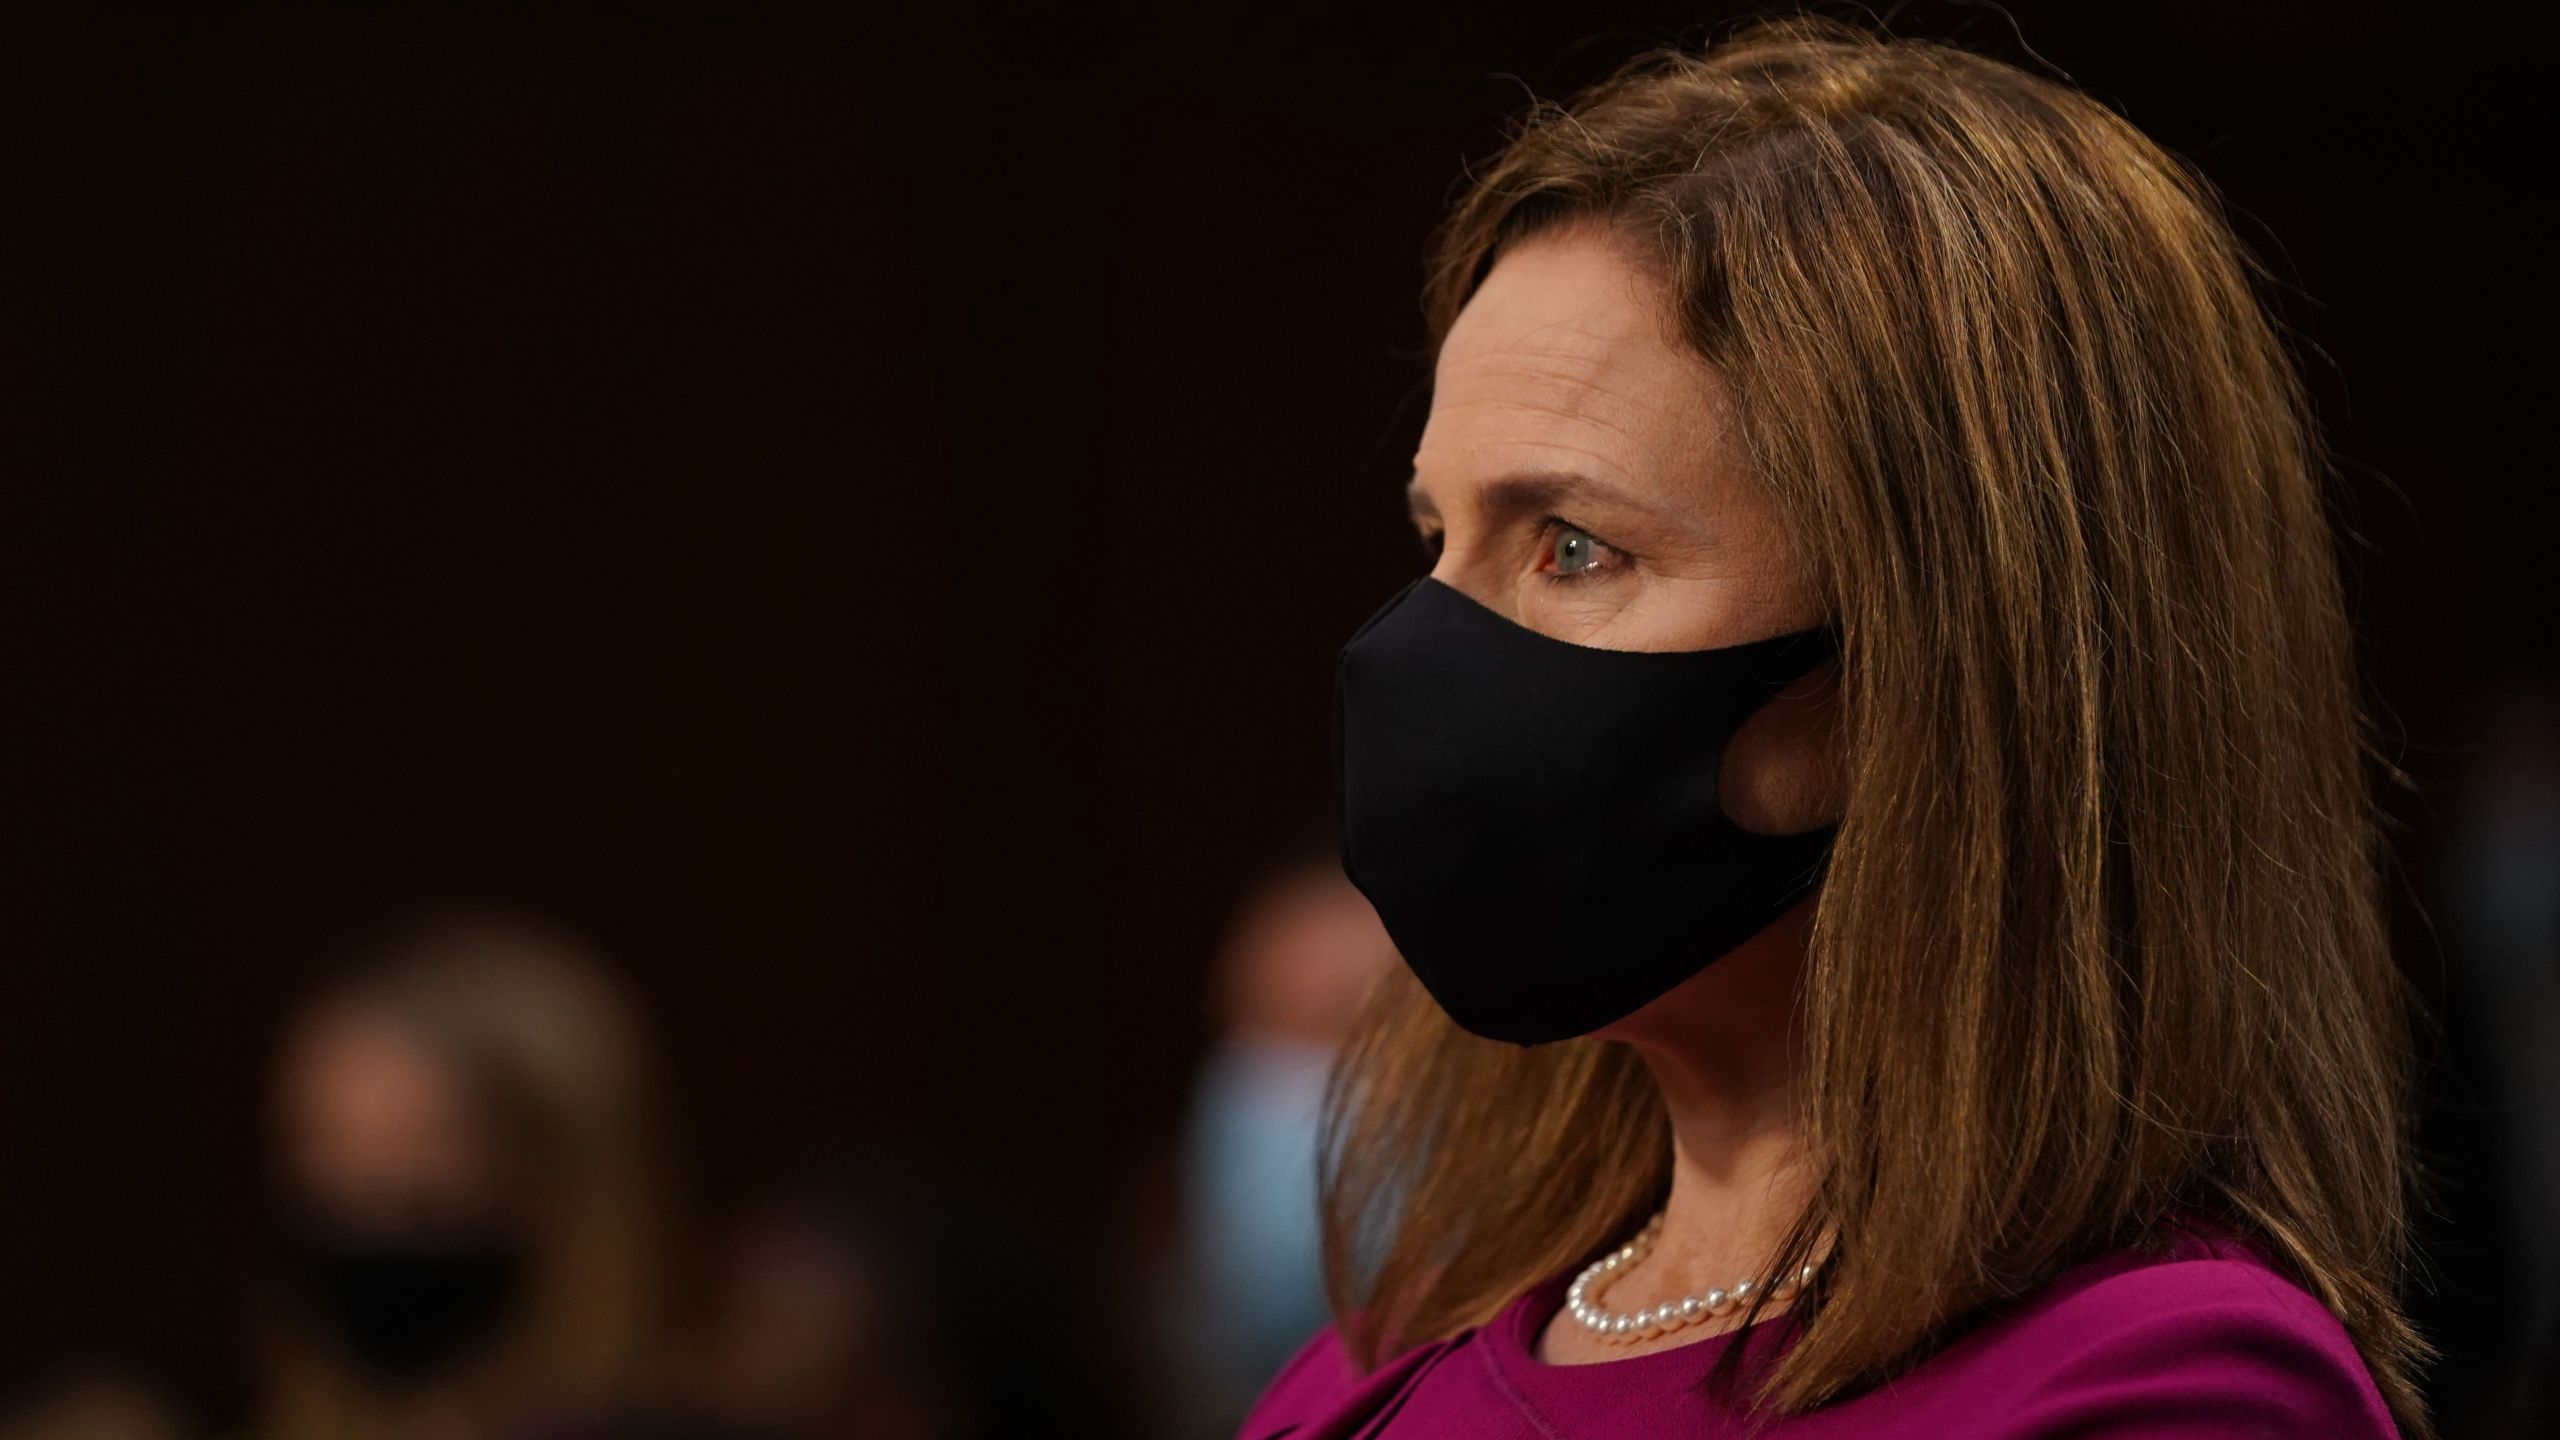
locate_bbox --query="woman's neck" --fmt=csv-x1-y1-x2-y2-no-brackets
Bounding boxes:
1541,899,1819,1360
1635,1016,1814,1293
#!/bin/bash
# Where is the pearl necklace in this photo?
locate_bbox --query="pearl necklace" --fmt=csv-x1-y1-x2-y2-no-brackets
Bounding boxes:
1565,1211,1819,1343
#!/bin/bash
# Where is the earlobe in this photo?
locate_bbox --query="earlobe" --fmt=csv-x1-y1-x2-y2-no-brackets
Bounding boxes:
1720,659,1845,836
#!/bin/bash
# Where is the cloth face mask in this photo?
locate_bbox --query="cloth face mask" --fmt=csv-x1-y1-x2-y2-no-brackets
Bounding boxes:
292,1222,530,1383
1332,576,1838,1045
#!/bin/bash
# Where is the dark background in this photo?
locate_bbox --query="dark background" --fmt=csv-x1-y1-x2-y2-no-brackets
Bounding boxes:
0,2,2547,1435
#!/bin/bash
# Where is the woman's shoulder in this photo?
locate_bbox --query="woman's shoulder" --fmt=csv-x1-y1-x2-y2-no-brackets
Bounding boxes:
1239,1317,1359,1424
1937,1218,2402,1438
1233,1309,1478,1439
2012,1217,2349,1338
1232,1222,2403,1439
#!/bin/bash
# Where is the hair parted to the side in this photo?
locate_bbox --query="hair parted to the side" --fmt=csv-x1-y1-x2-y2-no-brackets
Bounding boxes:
1318,13,2431,1436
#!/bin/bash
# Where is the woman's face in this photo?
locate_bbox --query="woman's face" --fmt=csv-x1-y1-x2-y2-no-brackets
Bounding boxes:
1410,222,1840,839
275,1000,505,1235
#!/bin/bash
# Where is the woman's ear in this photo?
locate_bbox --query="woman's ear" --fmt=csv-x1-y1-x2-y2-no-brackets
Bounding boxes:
1720,658,1844,836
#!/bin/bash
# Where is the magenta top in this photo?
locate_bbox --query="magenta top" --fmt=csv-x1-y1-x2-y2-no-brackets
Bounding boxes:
1237,1220,2401,1438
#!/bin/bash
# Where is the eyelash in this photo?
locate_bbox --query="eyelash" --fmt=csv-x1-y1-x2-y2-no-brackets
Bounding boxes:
1411,519,1623,582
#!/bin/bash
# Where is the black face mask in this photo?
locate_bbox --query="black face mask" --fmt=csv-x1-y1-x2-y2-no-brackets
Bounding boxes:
292,1224,530,1384
1332,576,1838,1046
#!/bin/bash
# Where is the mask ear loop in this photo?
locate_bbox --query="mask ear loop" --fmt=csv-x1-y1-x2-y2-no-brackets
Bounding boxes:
1771,617,1842,676
1705,624,1846,854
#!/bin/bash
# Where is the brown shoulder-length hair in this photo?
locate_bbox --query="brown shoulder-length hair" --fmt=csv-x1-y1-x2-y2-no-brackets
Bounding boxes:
1319,14,2432,1436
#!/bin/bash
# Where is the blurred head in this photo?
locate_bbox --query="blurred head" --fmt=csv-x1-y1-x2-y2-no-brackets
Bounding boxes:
1209,858,1396,1049
683,1200,962,1440
266,911,664,1435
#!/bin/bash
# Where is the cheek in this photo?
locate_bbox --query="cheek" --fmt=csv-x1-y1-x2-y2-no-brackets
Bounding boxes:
1719,660,1844,835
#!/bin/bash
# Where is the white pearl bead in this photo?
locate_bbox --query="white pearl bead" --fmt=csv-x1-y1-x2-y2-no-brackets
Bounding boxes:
1566,1211,1823,1342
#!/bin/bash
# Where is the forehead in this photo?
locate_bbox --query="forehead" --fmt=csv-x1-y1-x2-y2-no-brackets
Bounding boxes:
1419,226,1726,487
278,1004,467,1134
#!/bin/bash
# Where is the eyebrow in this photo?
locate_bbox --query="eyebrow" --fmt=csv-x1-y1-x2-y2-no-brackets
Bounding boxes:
1404,466,1655,523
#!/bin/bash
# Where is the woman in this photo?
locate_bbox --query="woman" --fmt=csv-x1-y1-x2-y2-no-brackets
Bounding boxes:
261,912,667,1440
1244,16,2430,1440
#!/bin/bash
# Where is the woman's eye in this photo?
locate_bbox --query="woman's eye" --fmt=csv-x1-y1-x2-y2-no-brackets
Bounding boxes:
1548,523,1606,578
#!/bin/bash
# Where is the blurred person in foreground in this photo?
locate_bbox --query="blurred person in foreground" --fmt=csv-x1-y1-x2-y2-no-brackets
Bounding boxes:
259,912,668,1440
1155,858,1394,1436
2440,679,2560,1437
1249,15,2436,1440
672,1170,1119,1440
673,1195,962,1440
0,1374,190,1440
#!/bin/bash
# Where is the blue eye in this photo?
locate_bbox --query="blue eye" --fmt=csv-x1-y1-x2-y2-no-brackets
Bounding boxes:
1550,524,1603,577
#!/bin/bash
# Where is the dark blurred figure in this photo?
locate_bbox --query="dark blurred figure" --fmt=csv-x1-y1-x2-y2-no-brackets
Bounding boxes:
0,1373,189,1440
2439,679,2560,1438
670,1196,962,1440
1144,857,1395,1439
663,1169,1119,1440
260,912,669,1440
